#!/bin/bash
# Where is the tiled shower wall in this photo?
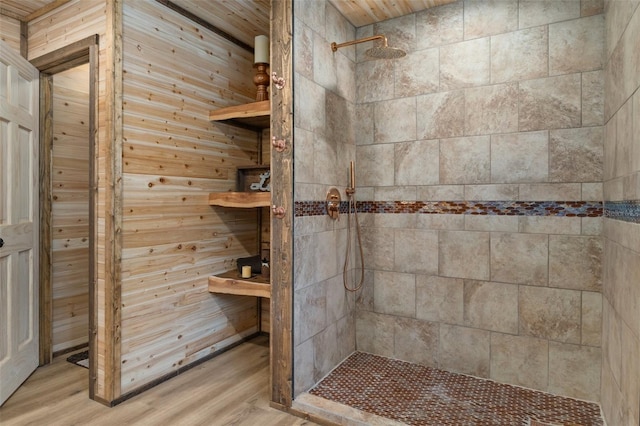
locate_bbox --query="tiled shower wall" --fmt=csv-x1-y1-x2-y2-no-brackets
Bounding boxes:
601,0,640,425
292,0,358,395
353,0,604,402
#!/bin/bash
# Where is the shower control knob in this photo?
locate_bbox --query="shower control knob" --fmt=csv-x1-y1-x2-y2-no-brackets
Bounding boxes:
271,72,285,90
271,136,286,152
272,205,286,219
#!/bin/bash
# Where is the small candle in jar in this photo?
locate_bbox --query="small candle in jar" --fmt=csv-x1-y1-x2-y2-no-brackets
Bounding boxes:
241,265,252,278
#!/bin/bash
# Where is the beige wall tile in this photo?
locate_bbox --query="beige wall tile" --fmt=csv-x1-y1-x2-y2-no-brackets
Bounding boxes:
582,291,602,346
549,235,602,291
519,74,582,131
394,229,438,275
326,90,355,146
362,227,395,271
440,136,491,184
519,286,582,343
314,323,340,380
294,338,316,395
615,97,634,179
356,60,394,103
295,128,315,184
549,15,604,75
581,0,604,16
295,74,326,134
548,342,601,401
464,215,519,232
439,230,490,280
440,37,490,90
549,127,604,183
463,0,518,39
416,275,464,324
416,214,465,230
295,282,327,342
519,0,581,29
373,13,416,55
326,275,348,324
395,48,439,97
395,140,439,186
374,98,416,144
394,317,439,367
294,19,313,80
490,333,549,391
295,234,317,290
581,217,603,235
491,232,549,286
634,91,640,173
491,26,548,84
491,131,549,183
314,31,338,91
373,271,416,317
582,182,604,201
316,230,338,282
439,324,490,377
296,0,325,36
518,216,582,235
582,70,604,127
417,90,465,140
463,280,519,333
465,83,519,135
417,185,465,201
519,183,582,201
601,357,627,425
356,144,394,187
416,1,463,50
620,319,640,425
356,310,395,357
374,187,417,202
464,184,519,200
355,103,374,146
336,50,356,103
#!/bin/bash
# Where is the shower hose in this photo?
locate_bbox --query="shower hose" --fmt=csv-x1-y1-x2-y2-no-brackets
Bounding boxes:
343,191,365,292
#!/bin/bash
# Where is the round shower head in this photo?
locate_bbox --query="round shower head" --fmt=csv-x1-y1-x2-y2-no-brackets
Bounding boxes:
331,34,406,60
365,45,406,59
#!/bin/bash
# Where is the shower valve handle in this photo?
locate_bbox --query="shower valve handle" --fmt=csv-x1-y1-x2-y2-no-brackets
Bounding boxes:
271,136,286,152
272,205,286,219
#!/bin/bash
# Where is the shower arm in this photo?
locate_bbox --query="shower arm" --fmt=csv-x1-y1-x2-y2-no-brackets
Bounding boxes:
331,35,388,52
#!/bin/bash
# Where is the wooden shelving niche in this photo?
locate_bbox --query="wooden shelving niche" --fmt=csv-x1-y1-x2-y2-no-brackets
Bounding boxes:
208,101,271,298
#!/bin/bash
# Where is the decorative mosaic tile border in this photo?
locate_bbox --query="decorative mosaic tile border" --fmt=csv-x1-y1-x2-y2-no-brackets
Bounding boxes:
295,200,604,218
604,200,640,223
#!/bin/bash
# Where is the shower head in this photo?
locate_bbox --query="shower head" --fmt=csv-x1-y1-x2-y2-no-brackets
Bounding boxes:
331,34,406,59
365,45,407,59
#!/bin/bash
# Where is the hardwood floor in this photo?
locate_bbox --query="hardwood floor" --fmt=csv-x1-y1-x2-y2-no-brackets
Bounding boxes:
0,335,315,426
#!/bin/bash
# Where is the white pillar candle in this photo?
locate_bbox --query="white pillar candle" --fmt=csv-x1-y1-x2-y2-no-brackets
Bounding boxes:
242,265,252,278
254,35,269,64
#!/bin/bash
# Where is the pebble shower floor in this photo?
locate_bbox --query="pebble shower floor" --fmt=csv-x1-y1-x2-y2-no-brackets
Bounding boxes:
309,352,603,426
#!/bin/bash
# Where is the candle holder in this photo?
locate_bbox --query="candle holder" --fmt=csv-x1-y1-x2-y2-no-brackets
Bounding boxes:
254,63,269,101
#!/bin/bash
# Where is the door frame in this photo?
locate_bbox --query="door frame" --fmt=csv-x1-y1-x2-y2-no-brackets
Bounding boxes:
31,35,99,399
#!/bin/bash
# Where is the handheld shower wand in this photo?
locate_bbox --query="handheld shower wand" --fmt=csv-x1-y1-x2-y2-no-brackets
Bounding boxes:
343,161,364,292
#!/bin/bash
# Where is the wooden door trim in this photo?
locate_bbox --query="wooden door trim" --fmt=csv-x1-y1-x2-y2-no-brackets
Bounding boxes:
33,35,99,401
270,0,293,408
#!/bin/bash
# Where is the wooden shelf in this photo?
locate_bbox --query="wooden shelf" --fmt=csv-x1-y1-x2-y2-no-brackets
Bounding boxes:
209,100,270,129
208,270,270,298
208,191,270,208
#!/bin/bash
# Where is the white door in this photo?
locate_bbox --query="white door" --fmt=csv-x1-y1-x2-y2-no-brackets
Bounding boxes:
0,40,40,406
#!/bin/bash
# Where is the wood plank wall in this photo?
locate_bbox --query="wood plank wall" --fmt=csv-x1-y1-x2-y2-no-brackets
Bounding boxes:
27,0,111,400
119,1,263,393
0,15,21,52
51,63,90,353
